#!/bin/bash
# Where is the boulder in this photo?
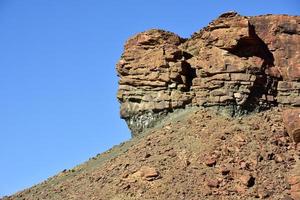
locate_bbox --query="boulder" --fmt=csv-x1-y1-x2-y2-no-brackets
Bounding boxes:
283,108,300,143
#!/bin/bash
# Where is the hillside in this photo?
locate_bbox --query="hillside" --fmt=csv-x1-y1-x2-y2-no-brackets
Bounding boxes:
4,12,300,200
4,108,300,199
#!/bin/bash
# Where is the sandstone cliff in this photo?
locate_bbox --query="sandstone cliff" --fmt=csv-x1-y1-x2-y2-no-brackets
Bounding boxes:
117,12,300,136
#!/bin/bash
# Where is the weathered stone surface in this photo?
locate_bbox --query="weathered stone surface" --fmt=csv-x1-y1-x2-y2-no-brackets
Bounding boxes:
117,29,195,136
239,173,255,187
250,15,300,81
283,109,300,143
117,12,300,136
288,173,300,200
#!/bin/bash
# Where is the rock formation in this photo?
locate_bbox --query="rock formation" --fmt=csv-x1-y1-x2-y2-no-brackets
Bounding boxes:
4,12,300,200
283,108,300,143
117,12,300,136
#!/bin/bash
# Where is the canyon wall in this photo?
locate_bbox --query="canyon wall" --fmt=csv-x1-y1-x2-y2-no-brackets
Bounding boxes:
117,12,300,136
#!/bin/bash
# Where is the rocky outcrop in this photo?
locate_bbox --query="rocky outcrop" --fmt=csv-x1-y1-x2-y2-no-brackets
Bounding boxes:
117,12,300,136
283,108,300,143
116,30,195,136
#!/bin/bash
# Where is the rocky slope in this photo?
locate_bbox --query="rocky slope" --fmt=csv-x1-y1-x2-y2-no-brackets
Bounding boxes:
3,12,300,200
4,108,300,200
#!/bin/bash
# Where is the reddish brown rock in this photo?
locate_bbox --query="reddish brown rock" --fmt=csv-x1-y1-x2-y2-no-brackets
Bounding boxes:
288,174,300,200
220,166,230,175
288,176,300,185
207,179,220,188
205,157,217,167
283,108,300,143
239,174,255,187
117,12,300,137
291,183,300,200
291,192,300,200
250,15,300,81
136,166,160,181
117,29,195,136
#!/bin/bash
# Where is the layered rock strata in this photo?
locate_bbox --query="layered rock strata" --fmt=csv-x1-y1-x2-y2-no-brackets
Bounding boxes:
117,12,300,136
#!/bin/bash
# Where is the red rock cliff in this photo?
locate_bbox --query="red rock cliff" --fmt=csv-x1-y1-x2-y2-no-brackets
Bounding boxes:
117,12,300,136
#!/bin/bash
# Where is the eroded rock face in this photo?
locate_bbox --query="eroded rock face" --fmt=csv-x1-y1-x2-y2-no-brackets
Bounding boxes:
250,15,300,106
116,30,195,136
117,12,300,136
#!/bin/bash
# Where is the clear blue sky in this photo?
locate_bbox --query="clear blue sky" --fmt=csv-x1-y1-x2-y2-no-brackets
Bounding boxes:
0,0,299,197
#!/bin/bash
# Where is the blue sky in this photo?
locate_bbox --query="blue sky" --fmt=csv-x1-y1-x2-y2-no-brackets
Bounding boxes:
0,0,299,197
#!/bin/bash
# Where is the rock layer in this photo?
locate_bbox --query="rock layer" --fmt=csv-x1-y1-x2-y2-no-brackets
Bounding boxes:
117,12,300,136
